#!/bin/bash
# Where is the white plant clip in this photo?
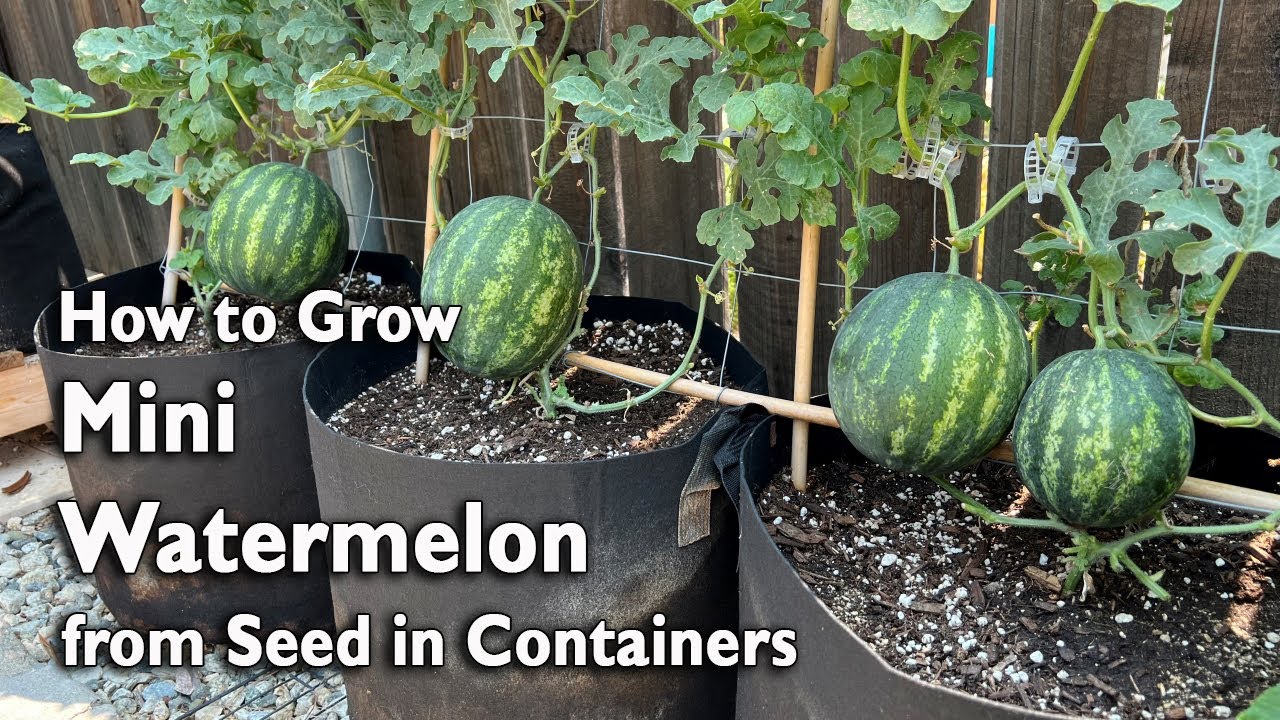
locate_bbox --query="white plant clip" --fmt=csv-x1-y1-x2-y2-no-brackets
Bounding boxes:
565,122,587,164
1024,136,1080,204
926,134,966,188
715,126,756,167
440,117,473,140
895,117,964,185
1194,134,1237,195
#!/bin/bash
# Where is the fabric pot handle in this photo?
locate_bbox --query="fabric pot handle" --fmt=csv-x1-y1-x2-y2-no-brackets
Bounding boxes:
678,403,771,546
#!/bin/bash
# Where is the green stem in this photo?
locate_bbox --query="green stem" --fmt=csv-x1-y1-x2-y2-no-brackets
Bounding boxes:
929,476,1076,533
663,0,728,53
29,100,139,120
947,246,961,274
1142,350,1280,433
1088,274,1104,349
1186,403,1263,428
1046,10,1108,148
940,176,960,236
1098,510,1280,561
555,255,727,415
953,181,1028,249
897,31,922,161
1200,252,1247,362
1115,552,1170,602
1057,176,1090,249
1102,283,1120,333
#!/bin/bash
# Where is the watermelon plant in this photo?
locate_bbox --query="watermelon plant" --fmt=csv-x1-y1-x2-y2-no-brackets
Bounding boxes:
337,1,918,418
838,0,1280,600
826,0,1029,476
0,0,413,317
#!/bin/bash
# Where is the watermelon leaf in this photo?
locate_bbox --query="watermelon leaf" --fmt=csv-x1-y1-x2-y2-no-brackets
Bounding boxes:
551,26,711,143
1115,278,1177,345
0,74,28,125
27,79,95,115
697,205,760,263
841,85,902,174
467,0,541,82
1240,685,1280,720
751,83,848,188
1079,98,1182,245
408,0,478,31
845,0,975,41
1151,128,1280,275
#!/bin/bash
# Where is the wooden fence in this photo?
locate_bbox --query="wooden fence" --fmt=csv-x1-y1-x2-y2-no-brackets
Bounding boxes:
1,0,1277,414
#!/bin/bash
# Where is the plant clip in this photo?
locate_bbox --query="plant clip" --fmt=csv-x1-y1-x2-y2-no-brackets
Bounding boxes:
715,126,757,167
1194,134,1237,195
894,117,962,186
565,122,588,164
440,117,473,140
1024,136,1080,204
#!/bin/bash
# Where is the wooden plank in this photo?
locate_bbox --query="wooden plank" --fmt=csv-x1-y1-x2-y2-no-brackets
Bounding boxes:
1161,0,1280,416
593,2,722,307
0,432,72,523
982,0,1167,366
0,357,52,439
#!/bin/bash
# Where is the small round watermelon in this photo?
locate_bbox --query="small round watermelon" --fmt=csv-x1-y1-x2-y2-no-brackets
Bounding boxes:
422,196,583,379
205,162,348,303
1013,349,1193,528
828,272,1030,475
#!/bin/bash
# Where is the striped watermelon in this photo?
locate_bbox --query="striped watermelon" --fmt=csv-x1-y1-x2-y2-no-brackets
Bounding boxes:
205,162,348,303
1013,349,1193,528
422,196,583,379
828,272,1030,475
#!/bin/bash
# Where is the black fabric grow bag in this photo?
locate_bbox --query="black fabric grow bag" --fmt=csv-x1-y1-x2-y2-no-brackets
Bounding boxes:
303,295,767,720
0,124,85,353
736,413,1066,720
36,251,417,640
735,403,1280,718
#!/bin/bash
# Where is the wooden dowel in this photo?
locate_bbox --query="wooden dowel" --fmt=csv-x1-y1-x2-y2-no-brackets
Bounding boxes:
160,154,187,307
790,0,842,493
414,47,451,385
562,352,1280,515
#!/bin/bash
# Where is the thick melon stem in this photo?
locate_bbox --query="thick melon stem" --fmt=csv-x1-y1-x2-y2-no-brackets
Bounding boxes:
933,474,1280,601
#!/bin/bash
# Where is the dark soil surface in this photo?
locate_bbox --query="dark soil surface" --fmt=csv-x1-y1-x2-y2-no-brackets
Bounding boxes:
328,318,728,463
761,459,1279,719
75,272,417,358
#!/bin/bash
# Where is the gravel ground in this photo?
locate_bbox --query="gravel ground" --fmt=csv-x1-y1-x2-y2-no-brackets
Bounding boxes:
0,507,348,720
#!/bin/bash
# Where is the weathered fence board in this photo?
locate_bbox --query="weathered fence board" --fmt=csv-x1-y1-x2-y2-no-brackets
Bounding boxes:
1162,0,1280,417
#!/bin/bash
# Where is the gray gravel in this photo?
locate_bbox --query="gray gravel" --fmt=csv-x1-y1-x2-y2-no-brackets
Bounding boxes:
0,507,348,719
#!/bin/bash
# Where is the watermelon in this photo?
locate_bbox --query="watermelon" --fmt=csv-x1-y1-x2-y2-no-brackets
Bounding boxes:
828,272,1030,475
422,195,583,379
1013,349,1193,528
205,162,348,303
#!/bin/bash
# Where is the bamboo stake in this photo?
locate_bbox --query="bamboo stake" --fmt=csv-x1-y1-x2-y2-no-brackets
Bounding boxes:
563,351,1280,514
790,0,841,493
414,47,452,385
160,154,187,307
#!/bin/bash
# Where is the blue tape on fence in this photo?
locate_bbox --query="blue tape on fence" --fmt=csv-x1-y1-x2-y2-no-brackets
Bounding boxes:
987,23,996,78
